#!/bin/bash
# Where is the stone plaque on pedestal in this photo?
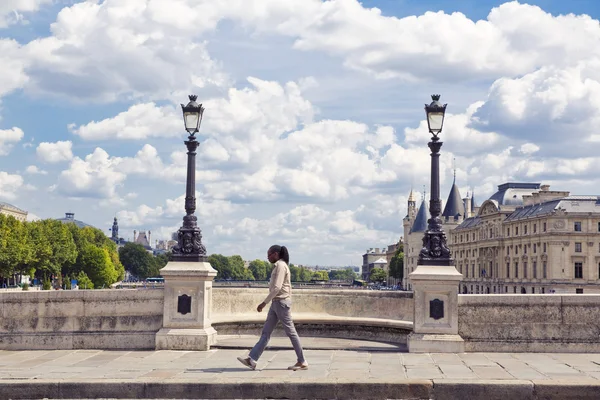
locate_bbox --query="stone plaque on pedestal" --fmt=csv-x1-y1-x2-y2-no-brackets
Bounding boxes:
155,261,218,351
408,265,465,353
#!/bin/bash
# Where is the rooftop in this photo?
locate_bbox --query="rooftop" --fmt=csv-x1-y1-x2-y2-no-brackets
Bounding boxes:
55,212,94,229
0,201,26,213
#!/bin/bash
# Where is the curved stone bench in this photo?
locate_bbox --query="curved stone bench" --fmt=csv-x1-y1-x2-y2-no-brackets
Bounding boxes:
212,313,413,345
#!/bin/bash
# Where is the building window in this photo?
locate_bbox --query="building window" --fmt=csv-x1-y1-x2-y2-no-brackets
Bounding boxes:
534,223,537,233
516,226,519,235
506,263,510,278
472,232,475,240
524,245,527,254
574,221,582,232
490,228,493,238
542,287,545,294
460,235,463,242
543,261,547,279
576,288,584,294
575,262,583,279
472,264,475,278
532,287,535,294
523,261,528,278
514,262,519,278
543,243,547,253
506,247,509,255
598,222,600,232
506,228,510,237
534,243,537,253
575,242,582,253
524,225,528,234
598,263,600,279
543,222,547,232
513,286,517,293
533,261,537,279
515,246,518,255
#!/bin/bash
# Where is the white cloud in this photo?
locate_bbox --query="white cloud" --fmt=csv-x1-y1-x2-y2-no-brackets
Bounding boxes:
0,127,24,155
26,212,41,222
519,143,540,155
0,171,24,200
0,0,51,28
22,0,228,102
215,0,600,81
25,165,47,175
36,140,74,163
55,148,126,199
69,102,181,140
471,59,600,143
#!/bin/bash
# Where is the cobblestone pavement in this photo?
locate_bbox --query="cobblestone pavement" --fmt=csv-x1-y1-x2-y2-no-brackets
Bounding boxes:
1,346,600,382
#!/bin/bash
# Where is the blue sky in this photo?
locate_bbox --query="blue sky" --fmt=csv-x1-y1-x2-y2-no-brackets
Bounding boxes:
0,0,599,265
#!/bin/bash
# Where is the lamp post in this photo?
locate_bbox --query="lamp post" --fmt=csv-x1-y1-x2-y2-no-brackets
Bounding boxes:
171,95,208,262
418,94,453,266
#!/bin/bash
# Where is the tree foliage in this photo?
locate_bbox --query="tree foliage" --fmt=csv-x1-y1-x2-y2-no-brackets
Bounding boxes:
118,243,164,279
369,267,387,282
0,215,124,288
388,244,404,282
328,268,357,281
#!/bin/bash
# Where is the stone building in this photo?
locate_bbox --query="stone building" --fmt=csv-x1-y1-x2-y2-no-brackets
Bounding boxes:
361,247,387,281
450,182,600,294
402,175,475,289
0,202,27,221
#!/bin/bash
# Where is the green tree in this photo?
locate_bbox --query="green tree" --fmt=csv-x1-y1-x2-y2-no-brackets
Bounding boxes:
78,244,118,288
328,268,357,281
119,242,157,279
248,259,267,280
370,267,387,282
388,246,404,283
208,254,232,279
75,271,94,289
33,220,77,282
0,215,29,285
299,267,313,282
312,270,329,281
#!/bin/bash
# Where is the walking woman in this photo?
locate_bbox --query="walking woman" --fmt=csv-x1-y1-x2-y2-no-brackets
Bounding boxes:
237,245,308,371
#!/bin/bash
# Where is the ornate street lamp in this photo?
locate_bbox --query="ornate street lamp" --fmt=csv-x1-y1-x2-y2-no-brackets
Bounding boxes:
171,95,207,262
418,94,453,266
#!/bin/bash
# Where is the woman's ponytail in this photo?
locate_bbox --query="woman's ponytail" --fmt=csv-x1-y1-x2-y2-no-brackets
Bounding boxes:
279,246,290,264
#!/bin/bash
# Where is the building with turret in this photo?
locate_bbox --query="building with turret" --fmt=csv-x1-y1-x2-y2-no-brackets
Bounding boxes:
450,182,600,295
402,174,470,289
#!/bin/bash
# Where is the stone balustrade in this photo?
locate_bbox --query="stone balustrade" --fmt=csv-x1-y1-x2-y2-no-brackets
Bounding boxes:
2,288,600,352
459,294,600,352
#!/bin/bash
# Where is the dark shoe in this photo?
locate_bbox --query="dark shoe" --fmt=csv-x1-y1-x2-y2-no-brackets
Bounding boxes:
237,356,257,370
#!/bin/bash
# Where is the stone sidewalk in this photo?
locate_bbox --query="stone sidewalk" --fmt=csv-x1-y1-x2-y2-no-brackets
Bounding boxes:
1,343,600,399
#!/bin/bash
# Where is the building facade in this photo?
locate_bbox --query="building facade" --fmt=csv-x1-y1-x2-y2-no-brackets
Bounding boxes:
361,247,387,280
0,202,27,221
402,177,477,289
451,183,600,294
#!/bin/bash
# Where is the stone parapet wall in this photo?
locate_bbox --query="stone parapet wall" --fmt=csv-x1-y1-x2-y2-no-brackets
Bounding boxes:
459,294,600,352
0,289,164,350
212,288,414,321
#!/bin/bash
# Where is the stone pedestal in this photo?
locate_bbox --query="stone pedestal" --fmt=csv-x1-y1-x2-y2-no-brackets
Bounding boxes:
408,265,465,353
155,261,217,351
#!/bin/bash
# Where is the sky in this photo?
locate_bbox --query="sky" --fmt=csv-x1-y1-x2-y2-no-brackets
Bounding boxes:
1,0,600,266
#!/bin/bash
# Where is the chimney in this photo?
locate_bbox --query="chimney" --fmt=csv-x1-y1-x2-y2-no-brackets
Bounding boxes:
463,194,472,218
133,230,137,242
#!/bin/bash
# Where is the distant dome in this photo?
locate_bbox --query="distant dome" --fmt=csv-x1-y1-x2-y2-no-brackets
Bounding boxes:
489,183,541,206
55,212,94,229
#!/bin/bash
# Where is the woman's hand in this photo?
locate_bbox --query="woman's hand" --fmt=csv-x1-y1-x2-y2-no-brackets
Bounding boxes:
257,302,266,312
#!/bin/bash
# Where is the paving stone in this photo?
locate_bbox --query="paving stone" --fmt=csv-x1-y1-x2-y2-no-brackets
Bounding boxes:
406,366,443,379
471,365,515,380
402,353,434,366
430,353,464,365
438,364,479,379
459,353,498,366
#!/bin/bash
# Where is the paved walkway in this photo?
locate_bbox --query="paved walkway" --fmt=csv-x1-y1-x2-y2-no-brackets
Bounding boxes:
1,341,600,399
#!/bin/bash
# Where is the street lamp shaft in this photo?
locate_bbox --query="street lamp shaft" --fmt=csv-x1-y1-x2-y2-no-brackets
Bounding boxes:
184,137,198,215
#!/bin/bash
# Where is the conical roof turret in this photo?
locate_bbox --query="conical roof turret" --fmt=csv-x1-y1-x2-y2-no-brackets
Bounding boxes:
442,175,463,219
410,198,430,233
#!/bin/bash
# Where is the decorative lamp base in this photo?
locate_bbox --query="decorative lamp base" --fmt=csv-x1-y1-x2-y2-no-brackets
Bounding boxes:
155,327,217,351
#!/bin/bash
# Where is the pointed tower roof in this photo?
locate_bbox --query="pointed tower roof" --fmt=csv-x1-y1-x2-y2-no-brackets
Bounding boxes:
410,198,430,233
442,175,463,218
471,189,478,209
408,188,416,203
